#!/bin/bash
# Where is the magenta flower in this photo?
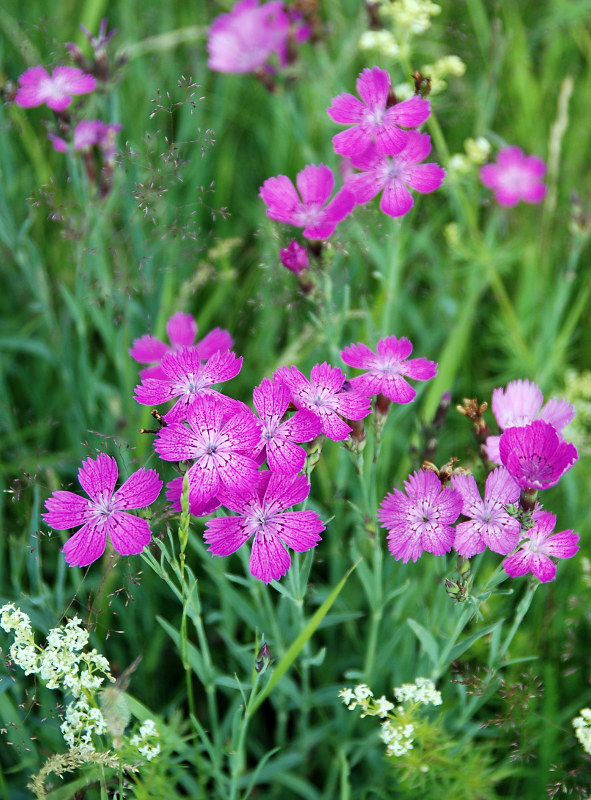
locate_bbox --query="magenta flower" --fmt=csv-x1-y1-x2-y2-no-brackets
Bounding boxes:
280,240,309,274
450,468,521,557
207,0,290,74
42,453,162,567
252,377,322,473
274,362,371,441
130,311,233,380
499,420,578,491
134,345,244,423
49,120,122,160
260,164,355,240
345,132,445,218
341,335,437,404
165,476,221,517
154,395,261,506
378,469,462,563
480,146,547,207
204,472,324,582
327,66,431,157
503,509,579,583
484,379,575,464
15,66,96,111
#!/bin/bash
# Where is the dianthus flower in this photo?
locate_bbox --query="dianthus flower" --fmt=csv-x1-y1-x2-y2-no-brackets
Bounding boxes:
252,378,322,473
480,146,547,207
43,453,162,567
280,240,309,274
207,0,290,74
378,468,462,563
499,420,578,491
502,509,579,582
484,378,575,464
133,345,244,423
345,132,445,218
450,467,521,556
274,362,371,441
260,164,356,240
327,66,431,157
48,120,122,161
154,395,261,506
204,472,324,582
130,311,233,380
15,65,96,111
340,335,437,403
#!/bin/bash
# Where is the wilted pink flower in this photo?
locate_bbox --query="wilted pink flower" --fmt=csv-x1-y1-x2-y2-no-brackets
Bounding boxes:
165,476,221,517
48,120,122,161
480,146,547,207
154,395,261,506
252,377,321,473
43,453,162,567
130,311,233,380
484,379,575,464
260,164,355,240
346,132,445,218
134,346,244,423
274,362,371,441
15,65,96,111
341,335,437,404
327,66,431,157
207,0,290,74
503,509,579,583
378,469,462,563
280,240,309,274
499,420,578,491
204,472,324,582
450,468,521,557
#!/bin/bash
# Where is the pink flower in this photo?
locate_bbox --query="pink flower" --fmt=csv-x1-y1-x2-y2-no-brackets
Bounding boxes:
480,146,547,207
340,335,437,403
280,240,309,274
207,0,290,74
204,472,324,582
130,311,233,380
260,164,355,240
133,345,244,423
252,377,322,473
345,132,445,218
327,66,431,157
42,453,162,567
15,65,96,111
378,469,462,563
49,120,122,161
274,362,371,441
165,476,221,517
484,379,575,464
499,420,578,491
154,395,261,506
503,509,579,583
450,468,521,557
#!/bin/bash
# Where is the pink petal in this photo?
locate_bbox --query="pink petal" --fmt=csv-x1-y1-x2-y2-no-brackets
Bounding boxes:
218,453,260,493
62,520,107,567
341,342,376,369
386,96,431,127
187,458,220,504
267,438,307,473
521,182,547,204
160,346,202,382
528,553,557,582
310,361,346,393
484,467,520,504
154,423,201,462
279,409,322,441
380,180,414,217
374,125,408,155
450,473,481,514
78,453,118,502
106,511,152,556
327,92,365,124
200,349,243,384
166,312,197,347
260,175,301,223
538,397,576,431
484,435,502,465
503,550,533,578
198,328,233,359
250,531,291,582
265,473,310,510
333,389,372,420
165,476,221,516
134,378,179,406
223,411,262,451
405,163,446,194
296,164,335,206
129,335,168,364
52,66,96,96
543,530,579,560
274,510,324,550
318,409,352,441
43,491,90,530
356,66,390,111
315,187,355,227
253,377,290,419
204,516,251,556
113,468,162,510
397,131,432,165
332,126,375,158
454,520,487,557
15,66,49,108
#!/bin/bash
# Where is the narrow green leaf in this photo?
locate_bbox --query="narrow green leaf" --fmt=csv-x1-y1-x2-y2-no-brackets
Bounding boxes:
407,618,439,666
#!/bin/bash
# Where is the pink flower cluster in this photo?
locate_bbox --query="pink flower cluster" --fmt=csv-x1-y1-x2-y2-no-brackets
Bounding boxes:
480,146,547,207
378,377,579,583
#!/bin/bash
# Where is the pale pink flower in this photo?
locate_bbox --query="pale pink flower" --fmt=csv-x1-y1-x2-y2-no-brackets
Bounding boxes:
480,146,546,207
327,66,431,157
204,472,324,582
484,379,575,464
15,65,96,111
341,335,437,403
43,453,162,567
378,469,462,563
260,164,355,240
499,420,578,491
207,0,290,74
345,132,445,218
48,120,122,161
503,509,579,583
274,362,371,441
450,468,521,557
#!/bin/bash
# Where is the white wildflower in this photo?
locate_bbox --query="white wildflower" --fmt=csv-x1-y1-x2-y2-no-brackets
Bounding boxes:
354,683,374,702
338,687,356,707
130,719,160,762
359,30,400,58
573,708,591,754
464,136,491,164
375,696,395,717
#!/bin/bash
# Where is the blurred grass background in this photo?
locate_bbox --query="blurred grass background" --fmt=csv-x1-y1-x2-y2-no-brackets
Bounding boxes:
1,0,590,797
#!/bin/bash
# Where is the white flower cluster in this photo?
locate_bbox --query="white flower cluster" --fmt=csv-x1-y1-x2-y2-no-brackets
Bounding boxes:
380,719,415,756
1,603,113,753
448,137,492,177
358,30,400,58
130,719,161,762
393,677,442,706
573,708,591,754
420,54,465,94
386,0,442,35
338,683,374,712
